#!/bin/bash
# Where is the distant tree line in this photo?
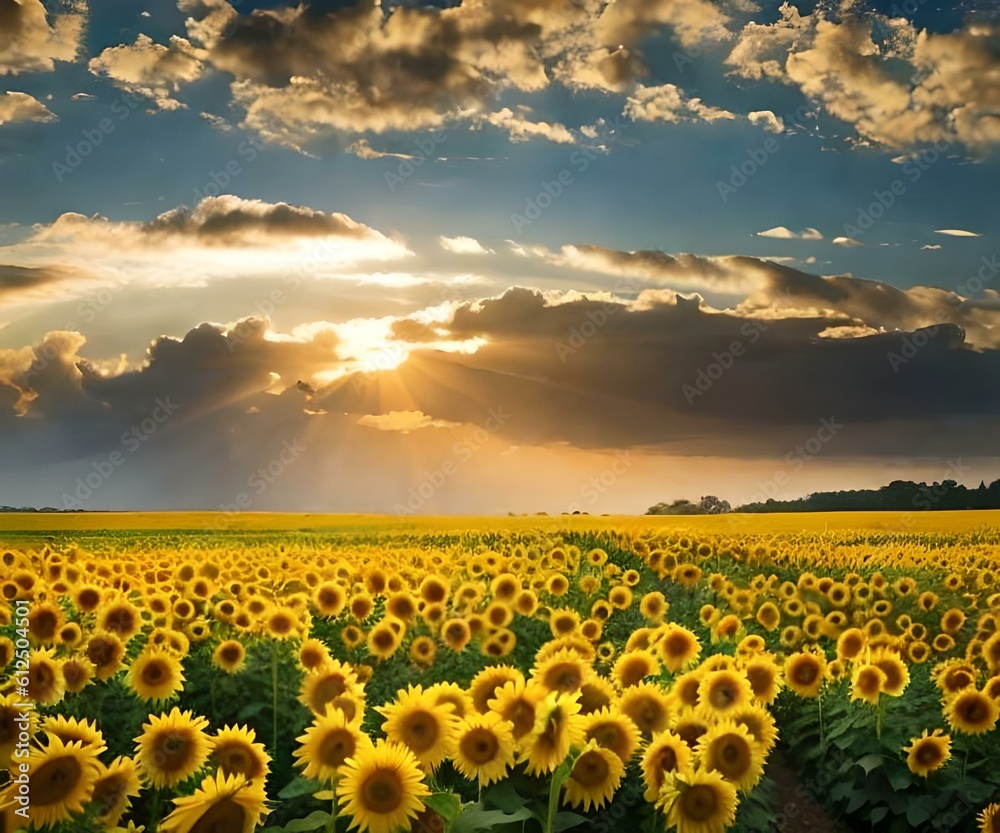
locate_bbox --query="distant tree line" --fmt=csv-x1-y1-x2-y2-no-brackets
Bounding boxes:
737,479,1000,513
646,496,732,515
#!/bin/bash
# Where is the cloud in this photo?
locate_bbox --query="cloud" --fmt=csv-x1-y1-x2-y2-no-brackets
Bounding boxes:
70,91,95,101
474,107,575,144
935,229,982,237
756,227,823,240
439,236,494,256
357,410,461,433
535,244,788,294
833,236,865,248
921,244,942,250
747,109,784,133
88,34,205,111
624,83,736,124
0,91,57,124
0,196,412,299
726,6,1000,152
0,0,86,75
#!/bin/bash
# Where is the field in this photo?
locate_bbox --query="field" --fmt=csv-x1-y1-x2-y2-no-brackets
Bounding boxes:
2,512,1000,833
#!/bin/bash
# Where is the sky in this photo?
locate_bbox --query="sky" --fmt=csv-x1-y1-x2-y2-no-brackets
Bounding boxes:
1,0,999,514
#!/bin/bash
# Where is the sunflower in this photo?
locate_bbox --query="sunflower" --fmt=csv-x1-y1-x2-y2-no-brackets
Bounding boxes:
91,756,142,827
657,768,739,833
41,715,104,749
211,725,271,781
562,740,623,811
697,669,752,718
441,618,473,652
212,640,247,674
313,582,347,617
86,632,127,681
378,685,458,771
450,711,516,787
577,675,618,715
697,720,764,792
294,707,371,783
298,638,331,673
944,689,999,734
850,664,887,706
427,682,474,720
904,729,951,777
300,659,362,717
729,705,779,754
740,658,783,705
6,737,103,829
336,739,430,833
409,636,436,668
612,650,660,689
134,708,213,789
582,707,640,765
522,691,585,775
27,649,65,705
470,666,524,714
159,770,268,833
872,651,910,697
127,649,185,702
641,731,693,801
784,653,825,699
640,592,668,622
755,602,781,632
98,599,143,642
367,620,404,660
619,682,672,738
26,602,63,645
487,679,545,747
980,803,1000,833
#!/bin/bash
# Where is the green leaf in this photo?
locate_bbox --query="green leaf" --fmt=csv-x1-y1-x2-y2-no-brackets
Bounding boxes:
482,779,526,814
281,811,333,832
425,792,463,822
552,811,589,832
279,776,325,800
855,754,884,775
451,804,534,833
906,802,932,827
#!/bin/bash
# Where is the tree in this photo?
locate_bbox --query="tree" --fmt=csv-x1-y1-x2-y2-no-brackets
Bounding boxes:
698,495,731,514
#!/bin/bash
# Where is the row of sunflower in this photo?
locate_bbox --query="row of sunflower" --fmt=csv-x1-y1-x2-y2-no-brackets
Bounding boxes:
0,528,999,832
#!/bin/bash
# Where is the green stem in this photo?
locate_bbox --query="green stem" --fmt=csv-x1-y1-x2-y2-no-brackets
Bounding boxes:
149,788,162,832
818,688,825,756
272,641,280,759
876,698,883,741
326,793,339,833
961,748,969,783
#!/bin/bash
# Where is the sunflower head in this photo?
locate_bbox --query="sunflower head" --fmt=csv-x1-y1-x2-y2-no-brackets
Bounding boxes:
133,707,213,789
903,729,951,778
159,770,268,833
294,707,371,784
657,768,738,833
563,740,624,812
378,685,459,772
335,739,431,833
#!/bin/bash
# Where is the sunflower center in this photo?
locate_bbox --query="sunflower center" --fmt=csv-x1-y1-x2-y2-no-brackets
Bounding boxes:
155,731,197,772
361,771,405,814
312,675,348,709
31,610,59,641
680,783,719,822
189,797,247,833
93,775,127,816
504,701,535,738
217,745,253,776
401,711,439,753
545,663,583,693
571,751,609,787
960,698,987,722
713,737,749,778
656,745,679,773
33,756,82,806
793,662,819,685
318,729,356,768
459,728,499,764
915,744,943,765
142,661,168,685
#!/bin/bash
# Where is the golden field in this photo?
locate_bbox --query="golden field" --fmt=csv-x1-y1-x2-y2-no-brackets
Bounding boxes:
1,514,999,833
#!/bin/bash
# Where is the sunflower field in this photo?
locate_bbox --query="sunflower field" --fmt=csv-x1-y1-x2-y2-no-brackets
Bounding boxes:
2,522,1000,833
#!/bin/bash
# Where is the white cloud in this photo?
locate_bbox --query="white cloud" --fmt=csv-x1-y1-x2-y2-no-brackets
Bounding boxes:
833,236,865,248
0,92,57,125
934,229,981,237
921,244,942,250
757,227,823,240
440,236,494,256
475,108,575,144
625,83,736,124
747,110,785,134
88,34,205,111
0,0,87,75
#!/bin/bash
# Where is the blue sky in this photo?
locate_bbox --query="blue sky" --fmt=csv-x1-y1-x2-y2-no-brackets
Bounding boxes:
1,0,1000,512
